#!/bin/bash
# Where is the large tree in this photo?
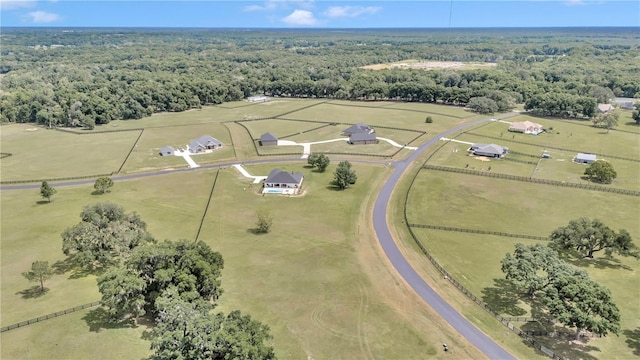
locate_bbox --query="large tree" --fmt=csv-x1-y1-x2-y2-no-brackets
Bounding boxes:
40,181,57,203
61,202,152,268
543,272,620,340
592,110,619,133
22,261,54,293
308,153,330,172
98,240,224,319
149,289,275,360
550,218,638,259
501,243,565,296
584,160,617,183
333,161,357,190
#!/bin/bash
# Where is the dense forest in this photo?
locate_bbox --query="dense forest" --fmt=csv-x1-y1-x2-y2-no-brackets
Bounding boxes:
1,27,638,128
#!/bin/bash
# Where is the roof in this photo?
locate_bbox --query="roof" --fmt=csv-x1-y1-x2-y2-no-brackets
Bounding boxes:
576,153,597,161
265,168,303,184
191,135,222,148
597,104,614,112
160,145,175,153
471,143,507,155
350,133,377,142
248,95,268,101
260,132,278,141
343,122,373,134
509,121,542,130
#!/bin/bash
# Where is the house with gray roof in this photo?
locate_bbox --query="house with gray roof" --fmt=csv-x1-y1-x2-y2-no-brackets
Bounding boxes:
260,132,278,146
189,135,222,153
263,168,304,195
159,146,175,156
349,132,378,145
575,153,597,164
342,123,374,136
469,143,508,158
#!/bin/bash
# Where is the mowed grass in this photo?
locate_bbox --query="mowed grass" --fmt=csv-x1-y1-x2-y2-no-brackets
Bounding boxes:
122,123,236,172
0,124,139,181
1,164,487,359
470,115,640,160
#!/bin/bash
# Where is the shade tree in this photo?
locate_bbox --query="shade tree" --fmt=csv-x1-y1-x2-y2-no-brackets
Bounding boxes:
550,218,638,259
22,261,55,293
333,161,357,190
584,160,617,184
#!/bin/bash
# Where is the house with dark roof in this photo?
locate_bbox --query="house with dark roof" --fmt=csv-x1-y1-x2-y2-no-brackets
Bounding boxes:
342,123,374,136
260,132,278,146
159,146,175,156
189,135,222,153
575,153,597,164
469,143,508,158
349,132,378,145
263,168,304,195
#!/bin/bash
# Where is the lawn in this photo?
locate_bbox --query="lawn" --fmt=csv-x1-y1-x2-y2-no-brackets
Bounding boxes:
0,124,140,181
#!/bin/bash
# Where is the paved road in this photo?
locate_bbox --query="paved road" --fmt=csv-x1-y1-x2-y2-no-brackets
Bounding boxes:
373,112,519,359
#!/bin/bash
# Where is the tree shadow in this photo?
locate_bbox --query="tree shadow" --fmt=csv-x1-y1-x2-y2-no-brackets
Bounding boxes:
82,307,137,333
52,256,108,279
565,255,632,271
16,286,49,299
246,228,268,235
36,200,51,205
624,121,639,126
481,279,527,316
623,328,640,356
91,190,107,196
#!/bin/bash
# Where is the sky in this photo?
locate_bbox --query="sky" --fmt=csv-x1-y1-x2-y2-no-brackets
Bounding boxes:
1,0,639,28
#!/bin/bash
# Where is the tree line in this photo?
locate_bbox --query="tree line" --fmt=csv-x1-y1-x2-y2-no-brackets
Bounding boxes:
1,28,638,128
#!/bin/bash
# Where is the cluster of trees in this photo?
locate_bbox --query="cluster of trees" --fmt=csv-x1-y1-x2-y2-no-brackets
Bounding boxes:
307,153,330,172
501,243,620,339
500,218,637,339
2,29,638,127
56,202,274,358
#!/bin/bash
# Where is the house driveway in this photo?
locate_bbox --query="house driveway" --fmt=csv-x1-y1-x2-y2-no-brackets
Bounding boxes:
174,149,200,168
232,164,267,183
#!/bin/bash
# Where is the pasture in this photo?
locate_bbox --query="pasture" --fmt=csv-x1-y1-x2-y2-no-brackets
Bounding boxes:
403,114,640,359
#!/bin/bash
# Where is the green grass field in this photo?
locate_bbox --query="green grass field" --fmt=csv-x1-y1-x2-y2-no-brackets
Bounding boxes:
2,99,638,359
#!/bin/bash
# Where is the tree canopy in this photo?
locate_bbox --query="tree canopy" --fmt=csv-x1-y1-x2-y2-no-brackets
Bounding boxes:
40,181,57,202
22,261,54,293
94,177,114,194
550,218,638,259
307,153,330,172
584,160,617,184
333,161,357,190
61,202,152,268
98,239,224,319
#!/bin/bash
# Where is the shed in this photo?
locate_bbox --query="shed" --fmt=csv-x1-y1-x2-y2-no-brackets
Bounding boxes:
247,95,269,103
159,146,175,156
260,132,278,146
575,153,597,164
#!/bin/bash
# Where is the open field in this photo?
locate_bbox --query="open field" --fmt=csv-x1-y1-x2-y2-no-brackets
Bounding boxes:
362,60,498,71
1,163,487,359
0,124,140,181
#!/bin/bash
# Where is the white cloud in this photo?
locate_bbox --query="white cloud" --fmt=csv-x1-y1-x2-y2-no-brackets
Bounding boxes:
324,5,381,18
27,10,60,23
282,9,317,25
244,0,314,12
0,0,36,11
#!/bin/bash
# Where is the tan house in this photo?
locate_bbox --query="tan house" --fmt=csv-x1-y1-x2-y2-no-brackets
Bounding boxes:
597,104,614,113
508,121,543,135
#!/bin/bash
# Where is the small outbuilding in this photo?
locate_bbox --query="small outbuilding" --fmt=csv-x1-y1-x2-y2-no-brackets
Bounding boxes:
508,121,543,135
247,95,269,103
342,123,374,136
263,168,304,195
349,132,378,145
597,104,614,113
189,135,222,153
469,143,509,158
575,153,597,164
159,146,175,156
260,132,278,146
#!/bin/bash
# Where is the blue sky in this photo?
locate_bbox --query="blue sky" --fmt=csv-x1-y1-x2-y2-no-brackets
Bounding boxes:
1,0,639,28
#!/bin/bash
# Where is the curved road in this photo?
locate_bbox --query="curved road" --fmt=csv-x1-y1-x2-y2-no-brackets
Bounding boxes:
3,112,519,358
373,112,518,359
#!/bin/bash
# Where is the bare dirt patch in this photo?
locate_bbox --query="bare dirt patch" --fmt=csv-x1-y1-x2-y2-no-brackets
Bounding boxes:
362,60,497,71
